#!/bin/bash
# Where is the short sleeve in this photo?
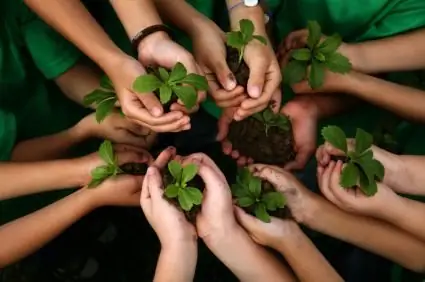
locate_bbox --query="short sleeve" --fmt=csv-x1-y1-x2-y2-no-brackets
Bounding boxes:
20,15,81,79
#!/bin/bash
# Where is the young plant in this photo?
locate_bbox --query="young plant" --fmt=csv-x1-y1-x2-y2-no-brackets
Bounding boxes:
231,168,286,223
164,160,203,212
321,126,385,196
83,76,118,123
88,140,122,188
226,19,267,64
132,62,208,110
252,108,290,136
283,21,352,89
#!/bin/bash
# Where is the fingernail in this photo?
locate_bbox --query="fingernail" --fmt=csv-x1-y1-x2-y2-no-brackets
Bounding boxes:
226,74,237,90
151,107,162,117
183,124,191,131
248,86,261,98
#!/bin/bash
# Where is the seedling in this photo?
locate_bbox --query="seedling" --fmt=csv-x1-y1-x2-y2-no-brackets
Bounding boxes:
231,168,286,223
164,160,203,212
83,76,119,123
132,62,208,110
88,140,122,188
321,126,385,196
252,108,290,136
226,19,267,64
283,21,352,89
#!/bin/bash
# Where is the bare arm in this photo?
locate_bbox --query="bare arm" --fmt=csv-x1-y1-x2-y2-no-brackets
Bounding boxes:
226,0,266,34
275,221,343,282
396,155,425,195
0,189,94,267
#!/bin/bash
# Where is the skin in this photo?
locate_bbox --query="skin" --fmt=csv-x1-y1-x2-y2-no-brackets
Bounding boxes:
248,164,425,272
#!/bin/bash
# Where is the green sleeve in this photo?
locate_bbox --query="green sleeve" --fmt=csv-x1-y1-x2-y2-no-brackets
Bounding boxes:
20,14,81,79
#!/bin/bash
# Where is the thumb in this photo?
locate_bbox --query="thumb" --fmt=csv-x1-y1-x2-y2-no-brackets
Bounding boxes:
234,205,258,232
246,59,267,99
211,60,237,91
291,81,315,94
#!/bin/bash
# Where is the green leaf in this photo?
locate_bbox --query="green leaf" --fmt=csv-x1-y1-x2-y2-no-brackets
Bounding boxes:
237,196,255,207
100,76,114,90
226,32,244,50
358,168,378,196
371,159,385,181
355,128,373,155
88,178,106,188
168,160,182,182
238,167,252,185
248,177,262,198
318,34,342,54
354,151,385,182
309,60,325,89
181,164,198,184
178,189,194,211
158,67,170,82
254,203,271,223
291,48,311,61
164,184,180,198
186,187,203,205
181,74,209,91
253,35,267,45
132,74,162,93
321,126,348,153
99,140,115,165
83,89,115,107
325,52,352,74
231,184,249,198
262,192,286,211
314,52,326,62
96,98,116,123
307,21,321,49
283,60,308,85
262,108,275,122
239,19,254,41
340,162,359,188
172,85,197,109
91,165,113,180
169,62,187,83
159,85,172,104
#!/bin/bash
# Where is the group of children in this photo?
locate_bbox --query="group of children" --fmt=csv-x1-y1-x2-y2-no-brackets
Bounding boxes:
1,0,425,281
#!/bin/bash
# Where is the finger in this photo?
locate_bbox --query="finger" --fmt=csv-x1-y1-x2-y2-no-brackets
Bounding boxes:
231,150,240,159
237,156,248,167
211,84,245,103
181,153,226,183
146,166,165,199
127,88,164,117
235,103,267,120
285,29,308,50
217,110,235,141
328,161,348,202
170,102,199,115
292,81,315,94
222,140,232,155
270,88,282,113
119,131,152,147
197,163,231,197
216,95,246,108
319,161,339,204
234,205,258,233
141,172,151,201
209,59,237,91
152,146,176,169
141,115,190,132
246,59,268,99
324,142,347,156
250,165,289,191
249,163,286,175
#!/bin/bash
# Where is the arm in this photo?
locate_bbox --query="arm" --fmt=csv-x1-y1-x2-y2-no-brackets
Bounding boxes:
275,221,342,282
154,243,197,282
226,0,266,35
397,155,425,195
0,189,94,267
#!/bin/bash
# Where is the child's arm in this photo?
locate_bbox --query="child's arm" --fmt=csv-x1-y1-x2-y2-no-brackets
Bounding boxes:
0,175,142,268
235,209,342,282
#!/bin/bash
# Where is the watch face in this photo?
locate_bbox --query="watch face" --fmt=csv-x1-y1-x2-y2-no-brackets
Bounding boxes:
244,0,259,7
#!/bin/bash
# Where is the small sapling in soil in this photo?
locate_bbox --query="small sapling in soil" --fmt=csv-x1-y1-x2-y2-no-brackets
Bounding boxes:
163,160,204,222
132,62,208,110
321,126,385,196
226,19,267,88
283,21,352,89
227,107,295,165
231,167,287,223
87,140,148,188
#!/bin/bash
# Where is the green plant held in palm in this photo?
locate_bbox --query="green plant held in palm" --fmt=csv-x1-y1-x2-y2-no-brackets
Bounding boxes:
321,126,385,196
132,62,208,110
231,168,286,223
252,108,290,136
226,19,267,64
283,21,352,89
88,140,122,188
164,161,203,212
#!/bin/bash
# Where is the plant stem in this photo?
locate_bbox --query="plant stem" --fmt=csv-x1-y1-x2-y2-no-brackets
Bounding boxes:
238,47,245,65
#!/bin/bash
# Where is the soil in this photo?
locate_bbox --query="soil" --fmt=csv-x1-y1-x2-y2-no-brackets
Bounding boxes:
162,170,205,223
227,116,296,165
226,46,250,89
119,163,148,175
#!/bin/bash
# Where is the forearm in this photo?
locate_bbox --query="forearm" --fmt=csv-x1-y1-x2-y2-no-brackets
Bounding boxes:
343,72,425,122
397,155,425,195
205,227,295,282
24,0,126,72
154,243,197,282
303,95,360,120
0,160,87,200
275,222,342,282
0,189,94,267
12,125,87,162
227,1,267,36
351,28,425,73
304,194,425,272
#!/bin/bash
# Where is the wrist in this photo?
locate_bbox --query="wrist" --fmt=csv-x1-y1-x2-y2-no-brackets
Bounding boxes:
202,224,247,253
137,31,170,61
229,5,267,35
344,43,367,73
273,221,305,252
72,118,92,142
162,241,197,258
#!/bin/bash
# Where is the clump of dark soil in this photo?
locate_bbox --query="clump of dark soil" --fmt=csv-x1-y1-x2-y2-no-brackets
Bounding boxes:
162,170,204,223
262,180,292,219
227,116,295,165
120,163,149,175
226,46,250,89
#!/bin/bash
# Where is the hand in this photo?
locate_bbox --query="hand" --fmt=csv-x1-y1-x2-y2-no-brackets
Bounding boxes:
248,164,318,224
317,160,398,217
316,140,403,191
140,166,197,249
107,55,190,132
281,97,318,170
76,112,157,148
138,32,206,114
234,206,299,249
